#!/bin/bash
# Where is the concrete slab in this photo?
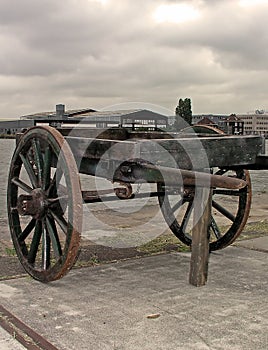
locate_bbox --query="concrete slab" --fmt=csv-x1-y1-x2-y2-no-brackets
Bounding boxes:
0,246,267,350
0,326,26,350
234,235,268,252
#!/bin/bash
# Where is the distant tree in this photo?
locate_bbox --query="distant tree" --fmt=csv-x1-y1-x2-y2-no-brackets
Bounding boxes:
174,98,192,130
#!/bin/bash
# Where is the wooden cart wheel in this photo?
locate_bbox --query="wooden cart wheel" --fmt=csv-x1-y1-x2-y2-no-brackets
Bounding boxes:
7,126,82,282
157,125,252,251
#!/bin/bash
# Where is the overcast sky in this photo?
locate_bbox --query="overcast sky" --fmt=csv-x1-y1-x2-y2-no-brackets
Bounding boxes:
1,0,268,118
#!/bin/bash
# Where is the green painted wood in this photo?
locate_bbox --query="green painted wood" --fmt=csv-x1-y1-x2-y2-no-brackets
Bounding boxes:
66,134,265,171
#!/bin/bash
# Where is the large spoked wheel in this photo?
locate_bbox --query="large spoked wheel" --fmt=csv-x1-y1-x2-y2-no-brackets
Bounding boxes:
7,126,82,282
157,125,252,251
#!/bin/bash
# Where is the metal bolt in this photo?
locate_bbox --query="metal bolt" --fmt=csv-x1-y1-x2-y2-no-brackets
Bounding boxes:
120,165,132,174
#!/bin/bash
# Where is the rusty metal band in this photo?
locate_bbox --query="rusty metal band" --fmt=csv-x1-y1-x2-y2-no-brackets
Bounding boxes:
0,304,59,350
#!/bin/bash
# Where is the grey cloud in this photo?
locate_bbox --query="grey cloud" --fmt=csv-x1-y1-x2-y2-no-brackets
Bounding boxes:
153,1,268,70
1,0,268,117
0,0,152,77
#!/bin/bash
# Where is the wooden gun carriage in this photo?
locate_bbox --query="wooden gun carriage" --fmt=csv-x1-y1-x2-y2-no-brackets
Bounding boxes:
7,123,268,285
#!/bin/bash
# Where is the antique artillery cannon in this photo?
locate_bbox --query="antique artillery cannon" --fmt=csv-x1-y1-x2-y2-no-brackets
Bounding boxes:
7,123,268,285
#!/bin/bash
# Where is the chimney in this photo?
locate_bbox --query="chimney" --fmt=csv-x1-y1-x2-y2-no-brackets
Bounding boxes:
56,104,65,118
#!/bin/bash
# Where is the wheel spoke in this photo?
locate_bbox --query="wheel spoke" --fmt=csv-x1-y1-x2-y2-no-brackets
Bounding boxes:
181,202,193,232
11,177,33,194
210,216,222,239
42,224,51,270
49,209,68,235
47,168,63,196
170,198,184,214
28,220,43,264
18,218,36,241
20,153,38,188
47,195,68,204
212,200,235,222
45,216,62,259
32,138,44,187
43,146,52,191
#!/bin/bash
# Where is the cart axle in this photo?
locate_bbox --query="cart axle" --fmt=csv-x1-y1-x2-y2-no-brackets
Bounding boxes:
114,161,248,190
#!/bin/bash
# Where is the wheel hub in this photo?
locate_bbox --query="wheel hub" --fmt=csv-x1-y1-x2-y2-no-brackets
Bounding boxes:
17,188,47,219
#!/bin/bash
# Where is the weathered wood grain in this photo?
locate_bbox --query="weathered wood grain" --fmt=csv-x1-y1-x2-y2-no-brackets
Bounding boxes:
189,188,212,286
66,134,264,170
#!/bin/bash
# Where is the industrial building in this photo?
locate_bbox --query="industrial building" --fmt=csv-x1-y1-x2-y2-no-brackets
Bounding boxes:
237,111,268,138
0,119,34,135
2,104,268,137
1,104,169,135
22,104,169,130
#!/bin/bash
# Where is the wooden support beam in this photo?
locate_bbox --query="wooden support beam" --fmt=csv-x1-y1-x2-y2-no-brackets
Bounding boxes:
189,187,212,286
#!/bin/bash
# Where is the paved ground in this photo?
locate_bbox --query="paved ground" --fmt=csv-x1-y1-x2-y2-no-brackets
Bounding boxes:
0,236,267,350
0,326,26,350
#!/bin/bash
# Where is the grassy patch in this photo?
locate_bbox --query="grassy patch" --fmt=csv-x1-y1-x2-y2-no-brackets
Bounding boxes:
138,220,268,255
238,220,268,240
71,220,268,270
75,254,100,268
138,233,190,255
5,247,16,257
